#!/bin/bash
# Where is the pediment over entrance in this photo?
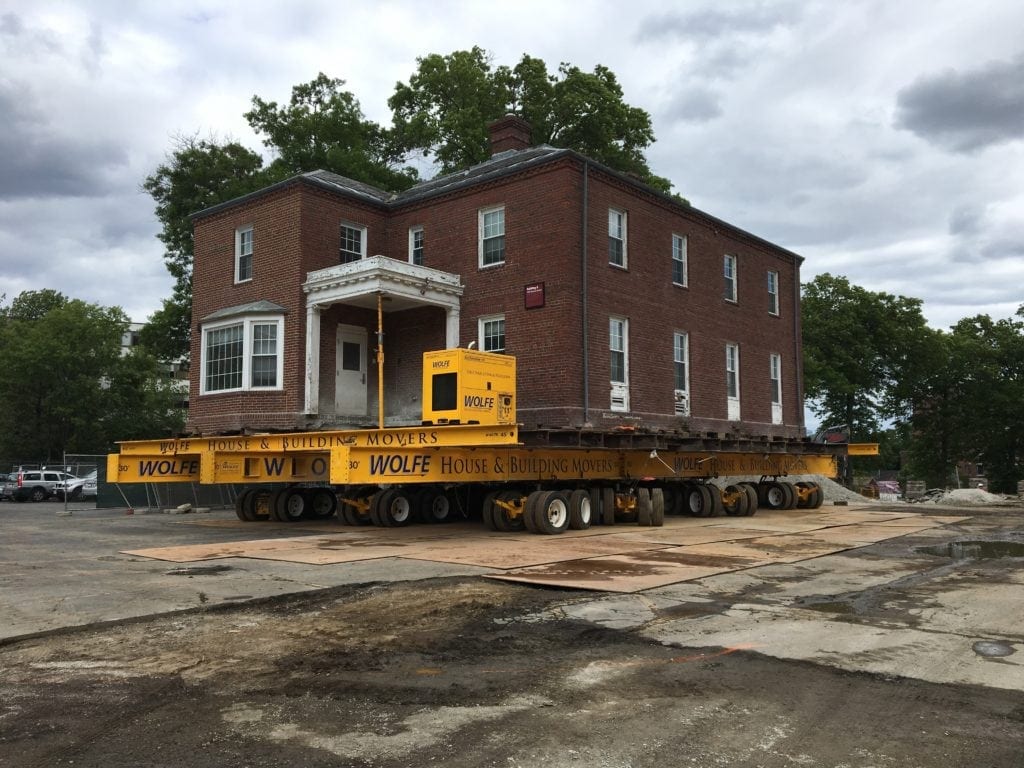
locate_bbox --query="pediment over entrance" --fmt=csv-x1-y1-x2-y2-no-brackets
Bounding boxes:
303,255,463,312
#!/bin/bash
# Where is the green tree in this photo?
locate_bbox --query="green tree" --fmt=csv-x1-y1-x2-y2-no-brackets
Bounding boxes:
0,292,183,460
245,72,418,191
389,47,673,192
802,274,936,479
142,137,268,360
907,310,1024,491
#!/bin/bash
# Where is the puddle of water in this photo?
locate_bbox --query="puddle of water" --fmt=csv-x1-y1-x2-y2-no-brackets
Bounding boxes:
973,640,1016,658
916,540,1024,560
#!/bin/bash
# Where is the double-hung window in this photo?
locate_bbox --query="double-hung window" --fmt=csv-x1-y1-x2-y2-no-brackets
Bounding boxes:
770,353,783,424
479,206,505,267
202,315,284,394
673,331,690,416
726,343,740,420
479,315,506,353
609,316,629,411
724,254,738,302
235,226,253,283
672,234,687,286
767,271,779,315
409,226,424,266
340,223,366,263
609,209,627,268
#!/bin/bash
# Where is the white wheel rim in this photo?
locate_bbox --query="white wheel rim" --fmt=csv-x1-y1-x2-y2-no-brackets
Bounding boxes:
546,498,568,527
391,497,411,523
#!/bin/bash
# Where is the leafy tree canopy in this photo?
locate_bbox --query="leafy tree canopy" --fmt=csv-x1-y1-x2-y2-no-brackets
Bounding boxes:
0,292,184,461
246,72,418,191
388,47,673,192
802,273,936,439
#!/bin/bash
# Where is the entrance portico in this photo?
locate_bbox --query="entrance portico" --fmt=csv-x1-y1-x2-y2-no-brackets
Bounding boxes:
301,256,464,417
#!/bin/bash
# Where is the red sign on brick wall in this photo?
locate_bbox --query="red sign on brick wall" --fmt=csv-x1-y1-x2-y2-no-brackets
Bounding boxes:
524,282,545,309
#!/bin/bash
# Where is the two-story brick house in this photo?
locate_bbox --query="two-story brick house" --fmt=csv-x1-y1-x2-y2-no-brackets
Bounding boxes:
188,116,805,440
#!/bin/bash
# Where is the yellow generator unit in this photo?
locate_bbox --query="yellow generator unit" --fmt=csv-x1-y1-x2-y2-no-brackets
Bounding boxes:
422,348,516,426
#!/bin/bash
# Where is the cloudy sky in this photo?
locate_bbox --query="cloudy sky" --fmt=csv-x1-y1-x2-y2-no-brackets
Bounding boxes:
1,0,1022,330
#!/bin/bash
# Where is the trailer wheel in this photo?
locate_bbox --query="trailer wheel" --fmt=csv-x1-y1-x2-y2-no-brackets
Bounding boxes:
738,483,758,515
339,486,374,525
378,489,414,526
722,484,746,516
569,489,592,530
523,491,543,533
250,489,275,520
683,484,713,517
481,491,499,531
585,487,603,525
494,490,526,531
274,487,307,522
534,491,570,534
601,487,616,526
420,488,452,523
761,481,792,510
808,483,824,509
636,488,653,526
307,488,337,519
235,489,256,521
651,488,665,526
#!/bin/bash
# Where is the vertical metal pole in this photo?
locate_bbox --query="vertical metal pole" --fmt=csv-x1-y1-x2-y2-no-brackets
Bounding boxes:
377,293,385,430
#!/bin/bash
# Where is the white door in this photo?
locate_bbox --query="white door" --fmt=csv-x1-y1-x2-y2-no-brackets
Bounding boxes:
335,325,367,416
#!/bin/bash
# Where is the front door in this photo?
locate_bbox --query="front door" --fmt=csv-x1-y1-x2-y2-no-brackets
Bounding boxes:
335,325,367,416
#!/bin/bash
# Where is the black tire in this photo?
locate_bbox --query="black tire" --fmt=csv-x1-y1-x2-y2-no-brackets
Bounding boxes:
307,488,337,519
809,483,825,509
601,487,616,526
30,487,47,502
534,491,570,535
683,484,713,517
420,488,452,523
780,482,797,509
481,491,499,531
569,489,592,530
368,490,387,526
378,489,415,526
496,490,526,531
651,488,665,526
761,481,790,510
274,487,307,522
740,483,759,515
636,488,653,526
235,489,255,521
523,491,543,533
588,487,603,526
722,484,748,516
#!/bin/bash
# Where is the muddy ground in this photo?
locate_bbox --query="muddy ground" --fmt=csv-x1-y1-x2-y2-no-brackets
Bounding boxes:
2,505,1023,767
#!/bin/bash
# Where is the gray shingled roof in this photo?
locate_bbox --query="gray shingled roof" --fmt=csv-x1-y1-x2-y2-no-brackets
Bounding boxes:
201,300,288,322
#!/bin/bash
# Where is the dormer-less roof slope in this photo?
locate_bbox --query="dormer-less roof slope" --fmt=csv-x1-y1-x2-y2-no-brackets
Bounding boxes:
191,147,802,263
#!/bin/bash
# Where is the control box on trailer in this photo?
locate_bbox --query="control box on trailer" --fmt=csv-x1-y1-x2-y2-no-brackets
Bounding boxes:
422,348,516,426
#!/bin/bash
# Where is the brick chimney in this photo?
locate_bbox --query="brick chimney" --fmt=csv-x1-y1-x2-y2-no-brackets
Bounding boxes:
488,115,532,155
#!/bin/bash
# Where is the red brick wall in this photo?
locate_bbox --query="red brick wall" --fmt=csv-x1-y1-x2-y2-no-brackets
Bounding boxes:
187,158,805,439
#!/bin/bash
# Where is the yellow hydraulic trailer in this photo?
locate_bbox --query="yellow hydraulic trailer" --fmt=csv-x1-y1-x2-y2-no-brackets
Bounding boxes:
108,349,853,533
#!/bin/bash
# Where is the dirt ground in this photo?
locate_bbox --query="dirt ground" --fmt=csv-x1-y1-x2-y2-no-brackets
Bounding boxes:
2,505,1024,767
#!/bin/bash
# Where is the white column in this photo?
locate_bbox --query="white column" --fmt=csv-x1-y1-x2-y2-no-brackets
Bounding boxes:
445,306,460,349
304,303,322,414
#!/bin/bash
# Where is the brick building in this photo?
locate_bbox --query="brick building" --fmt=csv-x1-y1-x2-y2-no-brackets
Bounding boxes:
188,117,806,439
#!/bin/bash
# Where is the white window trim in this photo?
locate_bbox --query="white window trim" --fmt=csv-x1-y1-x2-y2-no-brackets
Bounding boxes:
478,313,506,353
673,331,690,416
724,254,738,303
672,234,688,287
409,225,424,265
726,343,740,401
340,221,367,263
200,314,284,395
609,208,628,269
767,270,780,315
610,316,629,412
235,225,253,284
770,353,782,405
478,205,506,268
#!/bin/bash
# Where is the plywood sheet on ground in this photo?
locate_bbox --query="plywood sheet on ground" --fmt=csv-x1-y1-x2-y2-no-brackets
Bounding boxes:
400,536,670,569
488,548,761,593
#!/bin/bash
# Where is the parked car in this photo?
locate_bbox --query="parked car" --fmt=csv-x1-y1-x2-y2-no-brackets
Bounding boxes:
12,470,79,502
1,473,18,501
56,470,97,501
